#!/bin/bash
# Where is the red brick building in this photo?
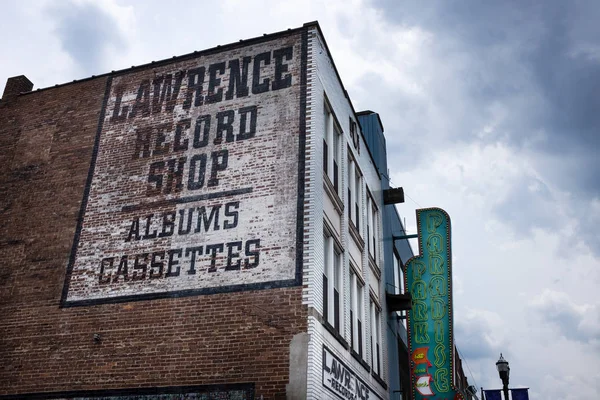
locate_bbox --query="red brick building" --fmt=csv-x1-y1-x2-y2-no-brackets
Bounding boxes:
1,21,475,400
1,25,309,400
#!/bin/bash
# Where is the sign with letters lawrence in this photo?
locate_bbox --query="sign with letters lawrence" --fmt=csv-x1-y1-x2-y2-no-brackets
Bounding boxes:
62,30,306,306
405,208,464,400
322,346,382,400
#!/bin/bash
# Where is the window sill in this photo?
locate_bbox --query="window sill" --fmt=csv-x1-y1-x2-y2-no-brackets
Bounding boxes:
323,320,349,350
369,256,381,279
371,371,388,390
323,174,344,215
351,349,371,373
349,221,364,250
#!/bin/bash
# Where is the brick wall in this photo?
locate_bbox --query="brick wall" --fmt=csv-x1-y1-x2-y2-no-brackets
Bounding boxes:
0,28,308,399
1,75,33,100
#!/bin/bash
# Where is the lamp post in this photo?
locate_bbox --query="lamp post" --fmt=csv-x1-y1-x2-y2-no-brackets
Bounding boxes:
496,353,510,400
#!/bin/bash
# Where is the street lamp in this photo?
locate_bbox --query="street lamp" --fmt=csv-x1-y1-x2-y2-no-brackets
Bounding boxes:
496,353,510,400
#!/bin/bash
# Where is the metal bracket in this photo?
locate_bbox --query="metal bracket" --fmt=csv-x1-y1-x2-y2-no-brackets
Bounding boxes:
392,234,418,240
386,292,412,312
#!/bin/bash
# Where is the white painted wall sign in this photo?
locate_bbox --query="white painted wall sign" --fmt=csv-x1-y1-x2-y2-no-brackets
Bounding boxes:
62,31,305,306
322,346,383,400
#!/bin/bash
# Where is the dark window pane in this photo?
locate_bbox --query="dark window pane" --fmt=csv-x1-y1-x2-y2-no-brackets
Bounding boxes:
323,274,328,322
333,161,338,193
350,310,354,349
334,289,340,332
323,139,328,175
376,343,380,374
348,188,352,219
358,319,363,357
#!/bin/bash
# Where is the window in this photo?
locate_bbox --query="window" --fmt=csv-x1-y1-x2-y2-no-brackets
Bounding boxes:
333,248,341,332
354,169,362,231
348,156,362,232
350,269,365,358
347,157,353,222
323,231,342,332
393,251,406,327
370,299,382,376
349,117,360,154
367,194,379,261
323,100,341,194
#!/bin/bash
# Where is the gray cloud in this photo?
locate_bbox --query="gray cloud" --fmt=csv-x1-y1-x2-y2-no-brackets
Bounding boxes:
454,311,504,360
47,1,125,75
572,200,600,256
538,372,600,400
530,289,600,345
369,0,600,177
493,175,560,234
366,0,600,253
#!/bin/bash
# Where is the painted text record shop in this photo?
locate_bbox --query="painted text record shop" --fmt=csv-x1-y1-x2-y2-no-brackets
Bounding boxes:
0,22,474,400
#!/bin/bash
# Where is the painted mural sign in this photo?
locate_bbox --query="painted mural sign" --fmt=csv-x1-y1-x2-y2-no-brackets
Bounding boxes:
322,346,383,400
405,208,464,400
46,384,254,399
62,31,305,306
58,391,250,400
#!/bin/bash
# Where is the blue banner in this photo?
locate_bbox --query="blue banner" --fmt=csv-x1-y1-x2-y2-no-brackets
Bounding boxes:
483,389,502,400
511,388,530,400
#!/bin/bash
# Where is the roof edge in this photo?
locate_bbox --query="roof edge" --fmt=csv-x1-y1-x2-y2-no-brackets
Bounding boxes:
356,110,385,134
21,24,310,96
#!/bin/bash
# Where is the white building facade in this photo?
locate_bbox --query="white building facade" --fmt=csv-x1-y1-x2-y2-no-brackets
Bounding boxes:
302,23,390,400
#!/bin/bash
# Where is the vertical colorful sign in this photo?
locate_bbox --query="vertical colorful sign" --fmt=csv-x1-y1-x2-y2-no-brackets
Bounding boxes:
405,208,463,399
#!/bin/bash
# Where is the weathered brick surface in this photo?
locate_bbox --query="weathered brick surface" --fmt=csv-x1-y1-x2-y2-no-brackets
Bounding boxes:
66,33,303,304
1,75,33,100
0,30,307,399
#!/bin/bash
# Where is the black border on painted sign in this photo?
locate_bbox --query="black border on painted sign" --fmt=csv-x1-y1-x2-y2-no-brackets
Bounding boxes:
59,75,112,307
60,26,308,308
322,345,384,400
0,383,254,400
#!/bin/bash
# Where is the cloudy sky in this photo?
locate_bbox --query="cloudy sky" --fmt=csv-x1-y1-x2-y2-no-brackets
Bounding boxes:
1,1,599,399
